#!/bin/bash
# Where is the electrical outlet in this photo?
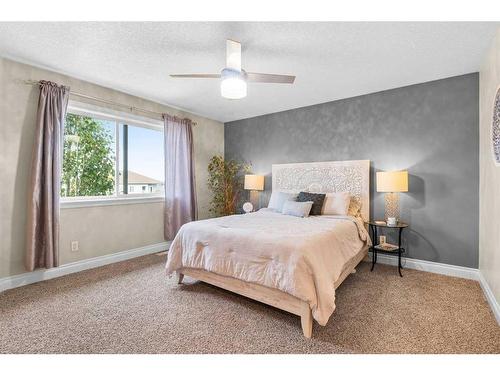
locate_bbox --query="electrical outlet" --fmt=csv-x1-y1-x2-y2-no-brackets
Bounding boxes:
71,240,79,252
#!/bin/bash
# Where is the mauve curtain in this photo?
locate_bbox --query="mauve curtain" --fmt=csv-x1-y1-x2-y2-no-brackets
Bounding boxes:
163,115,197,240
26,81,70,271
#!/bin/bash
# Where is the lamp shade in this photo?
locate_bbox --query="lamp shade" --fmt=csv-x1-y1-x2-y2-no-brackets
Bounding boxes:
376,171,408,192
244,174,264,191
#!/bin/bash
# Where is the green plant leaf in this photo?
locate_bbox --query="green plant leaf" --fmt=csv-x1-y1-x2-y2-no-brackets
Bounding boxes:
207,155,251,217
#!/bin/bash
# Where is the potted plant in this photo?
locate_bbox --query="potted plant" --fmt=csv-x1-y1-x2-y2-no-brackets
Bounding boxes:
207,155,250,216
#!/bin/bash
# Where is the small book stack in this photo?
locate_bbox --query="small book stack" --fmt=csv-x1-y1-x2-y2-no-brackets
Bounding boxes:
375,243,399,251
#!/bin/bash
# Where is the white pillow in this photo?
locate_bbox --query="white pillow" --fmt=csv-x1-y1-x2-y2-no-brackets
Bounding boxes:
281,201,314,218
322,192,351,215
268,192,297,212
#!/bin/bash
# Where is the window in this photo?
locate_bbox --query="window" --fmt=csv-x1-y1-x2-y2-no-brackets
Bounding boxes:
61,109,164,201
118,123,164,196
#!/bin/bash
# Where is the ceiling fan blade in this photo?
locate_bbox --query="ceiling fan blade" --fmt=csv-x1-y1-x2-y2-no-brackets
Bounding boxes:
170,74,221,79
246,72,295,84
226,39,241,71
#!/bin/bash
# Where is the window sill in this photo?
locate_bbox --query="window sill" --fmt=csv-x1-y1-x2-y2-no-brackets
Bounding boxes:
60,196,164,209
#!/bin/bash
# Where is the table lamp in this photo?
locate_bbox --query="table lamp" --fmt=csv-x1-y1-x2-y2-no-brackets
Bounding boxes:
243,174,264,213
376,170,408,224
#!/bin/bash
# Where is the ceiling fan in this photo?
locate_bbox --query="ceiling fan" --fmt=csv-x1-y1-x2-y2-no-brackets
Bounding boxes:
170,39,295,100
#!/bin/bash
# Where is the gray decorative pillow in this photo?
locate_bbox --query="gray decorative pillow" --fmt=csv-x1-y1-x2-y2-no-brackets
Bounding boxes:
296,191,326,215
281,201,314,218
268,191,298,212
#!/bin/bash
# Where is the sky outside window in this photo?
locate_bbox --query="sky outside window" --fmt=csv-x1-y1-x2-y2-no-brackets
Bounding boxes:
126,125,164,182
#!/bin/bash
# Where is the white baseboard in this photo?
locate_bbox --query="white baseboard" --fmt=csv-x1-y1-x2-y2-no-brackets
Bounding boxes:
366,254,500,324
370,253,479,280
0,241,170,293
478,272,500,325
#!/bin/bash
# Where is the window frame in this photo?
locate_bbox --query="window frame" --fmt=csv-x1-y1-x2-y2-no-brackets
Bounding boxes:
60,103,164,209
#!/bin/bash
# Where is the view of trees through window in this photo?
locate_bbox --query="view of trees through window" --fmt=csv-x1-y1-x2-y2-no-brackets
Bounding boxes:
61,111,164,199
62,113,115,197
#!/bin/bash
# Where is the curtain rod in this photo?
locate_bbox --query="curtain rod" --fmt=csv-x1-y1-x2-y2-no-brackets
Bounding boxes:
23,79,197,126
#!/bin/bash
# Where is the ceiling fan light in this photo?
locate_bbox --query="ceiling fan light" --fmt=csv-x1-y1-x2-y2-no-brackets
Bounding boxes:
221,78,247,99
221,68,247,99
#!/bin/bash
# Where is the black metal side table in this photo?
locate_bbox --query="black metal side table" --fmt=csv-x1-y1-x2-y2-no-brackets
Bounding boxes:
366,221,408,277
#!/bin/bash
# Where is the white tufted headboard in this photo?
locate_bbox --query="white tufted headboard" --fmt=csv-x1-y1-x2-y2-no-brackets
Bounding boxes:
272,160,370,222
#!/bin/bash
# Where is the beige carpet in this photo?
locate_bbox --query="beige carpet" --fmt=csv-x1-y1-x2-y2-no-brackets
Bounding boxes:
0,254,499,354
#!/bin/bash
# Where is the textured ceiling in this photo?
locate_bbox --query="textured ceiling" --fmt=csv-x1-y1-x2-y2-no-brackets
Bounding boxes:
0,22,497,122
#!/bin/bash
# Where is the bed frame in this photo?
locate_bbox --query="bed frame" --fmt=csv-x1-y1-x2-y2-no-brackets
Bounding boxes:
178,160,370,338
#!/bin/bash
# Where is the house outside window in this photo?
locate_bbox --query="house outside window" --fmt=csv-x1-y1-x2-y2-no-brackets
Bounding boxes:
122,171,163,195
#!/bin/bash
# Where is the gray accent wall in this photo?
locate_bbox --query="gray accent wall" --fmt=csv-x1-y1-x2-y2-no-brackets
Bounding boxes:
225,74,479,268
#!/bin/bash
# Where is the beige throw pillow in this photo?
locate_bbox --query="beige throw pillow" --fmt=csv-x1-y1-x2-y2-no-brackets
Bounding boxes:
322,192,351,215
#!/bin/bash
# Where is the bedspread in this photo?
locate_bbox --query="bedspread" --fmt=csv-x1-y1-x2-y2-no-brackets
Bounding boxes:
165,210,370,325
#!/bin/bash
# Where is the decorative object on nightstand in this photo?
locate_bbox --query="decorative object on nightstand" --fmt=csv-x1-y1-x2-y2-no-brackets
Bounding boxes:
242,202,253,213
376,170,408,225
366,221,408,277
243,174,264,213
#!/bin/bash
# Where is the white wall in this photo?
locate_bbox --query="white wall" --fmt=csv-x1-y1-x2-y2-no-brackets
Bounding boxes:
60,202,165,265
479,29,500,305
0,57,224,278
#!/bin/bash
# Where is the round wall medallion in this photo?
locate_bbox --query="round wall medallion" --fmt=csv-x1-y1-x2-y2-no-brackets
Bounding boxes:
493,87,500,166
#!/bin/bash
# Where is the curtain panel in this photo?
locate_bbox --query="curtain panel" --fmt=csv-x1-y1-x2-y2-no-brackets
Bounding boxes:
26,81,70,271
163,115,197,240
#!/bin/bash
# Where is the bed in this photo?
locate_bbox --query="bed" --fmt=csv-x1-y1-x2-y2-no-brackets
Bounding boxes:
165,160,371,338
